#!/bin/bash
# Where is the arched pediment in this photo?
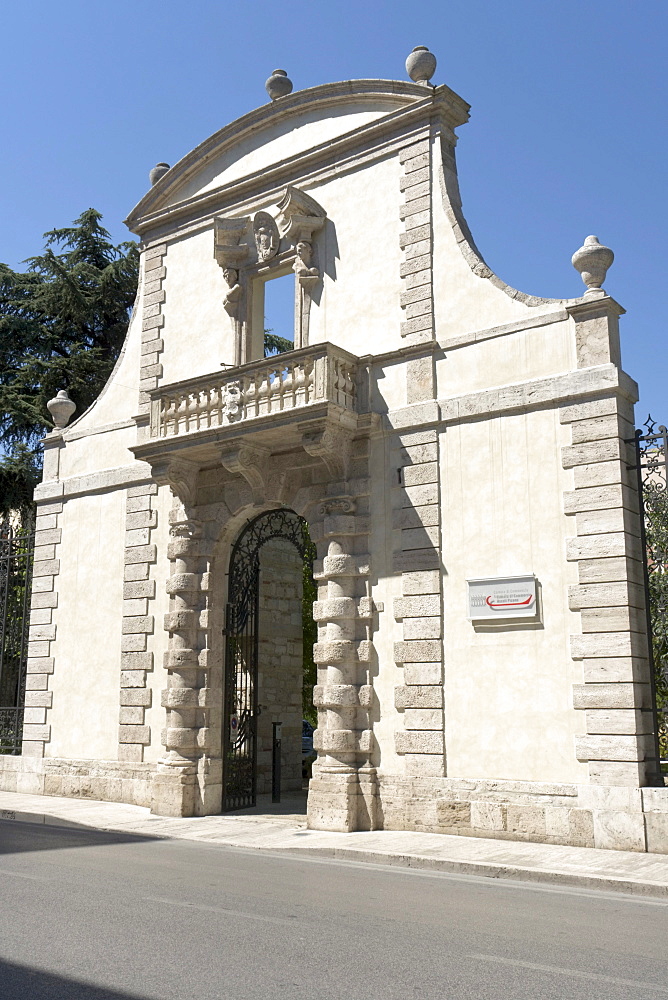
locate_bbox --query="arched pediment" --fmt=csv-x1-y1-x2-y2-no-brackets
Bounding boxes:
125,79,469,234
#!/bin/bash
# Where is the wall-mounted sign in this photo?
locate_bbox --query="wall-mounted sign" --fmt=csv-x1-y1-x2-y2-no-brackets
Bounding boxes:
467,575,538,621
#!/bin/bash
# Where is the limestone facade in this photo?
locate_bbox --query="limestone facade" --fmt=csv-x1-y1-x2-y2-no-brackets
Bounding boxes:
1,69,665,851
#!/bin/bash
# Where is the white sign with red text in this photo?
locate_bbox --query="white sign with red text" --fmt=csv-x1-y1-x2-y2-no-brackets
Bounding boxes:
467,575,538,621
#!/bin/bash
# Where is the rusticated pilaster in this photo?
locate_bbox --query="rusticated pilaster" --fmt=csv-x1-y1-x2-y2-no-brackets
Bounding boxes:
308,477,379,831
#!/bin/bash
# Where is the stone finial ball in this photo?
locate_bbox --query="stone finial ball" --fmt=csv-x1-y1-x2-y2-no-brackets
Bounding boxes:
149,162,171,186
406,46,437,84
47,389,77,429
571,235,614,295
265,69,293,101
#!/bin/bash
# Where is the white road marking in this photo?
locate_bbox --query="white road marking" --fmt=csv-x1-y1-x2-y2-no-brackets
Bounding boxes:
470,953,668,992
142,896,300,926
0,868,48,881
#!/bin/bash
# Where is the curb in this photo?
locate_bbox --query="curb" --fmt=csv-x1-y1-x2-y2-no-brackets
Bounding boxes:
2,807,668,900
279,846,668,899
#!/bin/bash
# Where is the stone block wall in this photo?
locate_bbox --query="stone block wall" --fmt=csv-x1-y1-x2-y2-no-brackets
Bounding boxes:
256,538,303,794
118,483,159,762
561,393,658,784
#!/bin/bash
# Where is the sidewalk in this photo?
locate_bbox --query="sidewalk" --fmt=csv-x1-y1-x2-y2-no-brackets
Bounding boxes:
2,788,668,898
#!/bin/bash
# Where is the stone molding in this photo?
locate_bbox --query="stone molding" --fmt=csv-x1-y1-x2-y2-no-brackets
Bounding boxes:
34,463,153,502
384,364,639,435
214,186,327,363
439,308,569,351
301,422,354,481
560,394,658,785
220,442,270,505
127,81,467,238
138,243,167,414
62,418,137,443
118,484,159,763
391,428,445,776
22,500,65,757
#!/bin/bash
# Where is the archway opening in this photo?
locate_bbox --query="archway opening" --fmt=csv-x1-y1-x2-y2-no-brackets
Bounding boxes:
223,508,316,813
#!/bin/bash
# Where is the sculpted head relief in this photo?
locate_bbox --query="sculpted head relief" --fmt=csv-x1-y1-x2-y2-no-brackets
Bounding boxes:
253,211,280,262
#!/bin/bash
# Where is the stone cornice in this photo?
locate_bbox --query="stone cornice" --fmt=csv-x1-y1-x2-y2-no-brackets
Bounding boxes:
386,364,640,432
566,295,626,320
33,462,153,502
126,83,468,239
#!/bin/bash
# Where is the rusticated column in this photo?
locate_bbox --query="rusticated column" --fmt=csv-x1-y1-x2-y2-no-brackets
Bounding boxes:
150,459,219,816
308,489,378,832
152,515,203,816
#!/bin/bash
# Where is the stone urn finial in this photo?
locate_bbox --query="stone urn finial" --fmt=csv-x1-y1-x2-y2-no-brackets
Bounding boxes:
406,46,437,85
149,162,171,186
47,389,76,429
571,235,614,297
265,69,293,101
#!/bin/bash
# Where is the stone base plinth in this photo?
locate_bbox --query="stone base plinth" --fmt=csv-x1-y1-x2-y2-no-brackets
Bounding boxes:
1,754,666,852
307,766,380,832
377,774,668,854
0,754,155,806
151,766,198,817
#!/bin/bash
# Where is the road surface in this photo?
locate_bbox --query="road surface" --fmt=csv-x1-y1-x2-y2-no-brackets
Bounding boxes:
0,821,667,999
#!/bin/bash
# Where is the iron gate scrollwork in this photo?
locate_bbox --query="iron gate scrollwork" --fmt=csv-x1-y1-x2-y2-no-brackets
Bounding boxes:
633,417,668,783
223,508,311,811
0,515,35,754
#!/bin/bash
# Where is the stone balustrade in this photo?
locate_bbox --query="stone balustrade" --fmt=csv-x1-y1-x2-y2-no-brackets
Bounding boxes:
148,344,359,440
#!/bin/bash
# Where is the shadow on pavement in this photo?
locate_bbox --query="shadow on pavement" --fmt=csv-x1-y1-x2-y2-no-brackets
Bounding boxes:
0,820,161,855
0,959,151,1000
226,789,308,818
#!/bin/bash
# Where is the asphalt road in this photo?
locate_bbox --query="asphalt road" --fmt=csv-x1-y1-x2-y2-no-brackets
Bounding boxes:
0,821,667,1000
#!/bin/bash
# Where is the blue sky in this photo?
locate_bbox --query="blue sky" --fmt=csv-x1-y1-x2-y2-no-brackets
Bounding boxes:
2,1,666,421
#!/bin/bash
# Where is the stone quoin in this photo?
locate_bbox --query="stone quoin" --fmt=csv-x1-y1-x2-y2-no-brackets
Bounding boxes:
3,51,666,853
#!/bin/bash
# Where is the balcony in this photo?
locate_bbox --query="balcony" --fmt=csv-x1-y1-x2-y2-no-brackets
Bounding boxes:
141,343,363,459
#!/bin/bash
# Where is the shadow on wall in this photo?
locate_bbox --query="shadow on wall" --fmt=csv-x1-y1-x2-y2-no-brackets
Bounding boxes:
0,959,151,1000
0,819,161,857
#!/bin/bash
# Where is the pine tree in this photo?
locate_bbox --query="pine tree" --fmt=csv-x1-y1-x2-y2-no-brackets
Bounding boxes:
0,210,139,517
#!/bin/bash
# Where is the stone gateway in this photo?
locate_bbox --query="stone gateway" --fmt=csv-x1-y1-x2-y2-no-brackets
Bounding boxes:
4,51,667,853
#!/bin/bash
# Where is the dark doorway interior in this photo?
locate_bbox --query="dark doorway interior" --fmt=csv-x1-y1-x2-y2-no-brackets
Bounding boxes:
222,508,315,812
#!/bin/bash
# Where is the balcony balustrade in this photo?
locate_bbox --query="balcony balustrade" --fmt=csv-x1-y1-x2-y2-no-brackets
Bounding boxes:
148,343,359,441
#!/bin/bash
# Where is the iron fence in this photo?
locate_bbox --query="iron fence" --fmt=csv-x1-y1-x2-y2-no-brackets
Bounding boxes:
633,417,668,781
0,515,35,754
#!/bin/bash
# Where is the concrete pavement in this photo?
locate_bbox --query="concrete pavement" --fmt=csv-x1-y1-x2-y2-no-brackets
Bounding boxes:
2,788,668,898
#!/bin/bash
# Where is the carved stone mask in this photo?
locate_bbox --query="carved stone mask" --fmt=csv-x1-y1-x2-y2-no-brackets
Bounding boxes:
253,211,279,262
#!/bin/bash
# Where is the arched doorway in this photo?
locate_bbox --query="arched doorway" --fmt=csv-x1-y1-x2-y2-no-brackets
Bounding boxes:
223,508,314,811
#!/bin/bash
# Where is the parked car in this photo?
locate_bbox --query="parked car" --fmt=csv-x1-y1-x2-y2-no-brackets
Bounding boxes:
302,720,316,777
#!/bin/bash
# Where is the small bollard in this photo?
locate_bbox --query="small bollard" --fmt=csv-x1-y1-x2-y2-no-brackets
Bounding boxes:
272,722,282,803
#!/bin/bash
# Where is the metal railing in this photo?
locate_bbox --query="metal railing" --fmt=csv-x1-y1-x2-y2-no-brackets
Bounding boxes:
149,344,359,440
633,416,668,780
0,515,35,755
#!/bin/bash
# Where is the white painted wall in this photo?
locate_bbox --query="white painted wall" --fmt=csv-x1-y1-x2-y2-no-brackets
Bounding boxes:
439,407,587,783
48,491,125,760
167,101,405,204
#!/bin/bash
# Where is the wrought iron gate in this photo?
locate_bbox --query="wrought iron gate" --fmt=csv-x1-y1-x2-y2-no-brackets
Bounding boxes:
633,417,668,783
0,515,35,754
223,508,311,811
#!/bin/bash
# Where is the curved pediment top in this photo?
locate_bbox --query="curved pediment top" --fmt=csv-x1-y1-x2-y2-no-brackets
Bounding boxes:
126,79,470,233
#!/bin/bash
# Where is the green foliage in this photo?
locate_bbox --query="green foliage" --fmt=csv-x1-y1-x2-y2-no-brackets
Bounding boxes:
0,516,33,705
264,330,293,357
301,526,318,726
0,209,139,519
644,484,668,760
